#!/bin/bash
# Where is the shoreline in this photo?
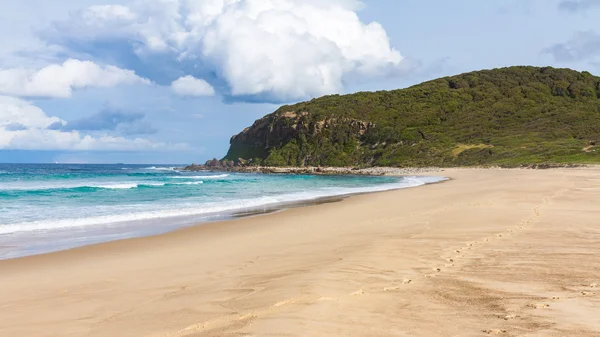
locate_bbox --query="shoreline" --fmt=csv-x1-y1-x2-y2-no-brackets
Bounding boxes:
0,195,345,261
0,173,446,260
0,172,448,266
181,163,591,175
182,164,447,176
1,167,600,336
1,169,452,262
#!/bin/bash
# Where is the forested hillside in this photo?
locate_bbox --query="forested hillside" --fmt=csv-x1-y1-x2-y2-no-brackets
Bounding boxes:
224,66,600,167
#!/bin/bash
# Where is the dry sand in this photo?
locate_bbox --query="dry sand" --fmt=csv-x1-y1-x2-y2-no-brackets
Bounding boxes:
1,168,600,336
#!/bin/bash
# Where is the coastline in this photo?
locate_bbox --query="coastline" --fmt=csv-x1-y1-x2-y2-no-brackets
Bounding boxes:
1,167,600,336
0,173,445,260
182,164,447,176
182,163,591,176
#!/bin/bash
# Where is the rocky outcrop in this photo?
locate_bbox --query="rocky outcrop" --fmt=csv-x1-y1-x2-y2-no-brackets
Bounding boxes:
181,163,443,176
224,110,374,164
181,164,590,175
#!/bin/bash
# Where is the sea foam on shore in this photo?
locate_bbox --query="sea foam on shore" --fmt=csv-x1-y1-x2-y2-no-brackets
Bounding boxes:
0,163,446,259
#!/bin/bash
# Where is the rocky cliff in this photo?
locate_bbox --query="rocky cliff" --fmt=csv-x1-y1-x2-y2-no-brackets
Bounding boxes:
224,111,375,166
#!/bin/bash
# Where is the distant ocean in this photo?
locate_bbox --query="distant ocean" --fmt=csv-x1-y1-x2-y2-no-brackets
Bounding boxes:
0,164,446,259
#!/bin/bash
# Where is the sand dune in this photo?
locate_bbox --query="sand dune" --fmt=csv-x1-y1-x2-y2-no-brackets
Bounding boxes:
1,168,600,336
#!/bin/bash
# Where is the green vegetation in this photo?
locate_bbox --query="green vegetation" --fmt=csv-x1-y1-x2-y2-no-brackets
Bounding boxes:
224,66,600,167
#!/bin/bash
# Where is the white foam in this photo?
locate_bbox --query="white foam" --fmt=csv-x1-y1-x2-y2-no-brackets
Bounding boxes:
91,183,139,190
1,181,142,191
91,182,204,189
175,181,204,185
0,176,446,235
144,166,178,172
0,180,205,191
0,181,104,191
169,174,229,180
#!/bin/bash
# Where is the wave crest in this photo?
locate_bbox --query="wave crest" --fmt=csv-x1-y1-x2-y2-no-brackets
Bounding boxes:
0,176,447,235
169,174,229,180
144,166,179,172
1,181,204,192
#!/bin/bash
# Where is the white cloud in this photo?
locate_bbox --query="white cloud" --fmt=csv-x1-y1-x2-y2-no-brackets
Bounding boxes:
0,95,63,129
0,95,183,151
83,5,138,22
171,76,215,97
0,59,150,98
47,0,405,101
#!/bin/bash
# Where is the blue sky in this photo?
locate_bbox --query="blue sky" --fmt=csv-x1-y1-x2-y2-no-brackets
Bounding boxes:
0,0,599,164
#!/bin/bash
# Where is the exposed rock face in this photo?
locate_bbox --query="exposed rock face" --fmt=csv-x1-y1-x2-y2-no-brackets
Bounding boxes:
228,112,308,152
224,110,374,165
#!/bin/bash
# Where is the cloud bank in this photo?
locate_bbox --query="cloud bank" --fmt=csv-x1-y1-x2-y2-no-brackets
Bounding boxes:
559,0,600,12
544,31,600,62
49,108,157,135
0,59,150,98
0,96,176,151
44,0,405,102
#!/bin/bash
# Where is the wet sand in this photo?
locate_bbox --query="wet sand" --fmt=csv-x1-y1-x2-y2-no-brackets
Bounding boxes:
1,168,599,336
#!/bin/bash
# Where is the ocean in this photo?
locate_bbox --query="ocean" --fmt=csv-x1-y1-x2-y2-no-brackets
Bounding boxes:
0,164,445,259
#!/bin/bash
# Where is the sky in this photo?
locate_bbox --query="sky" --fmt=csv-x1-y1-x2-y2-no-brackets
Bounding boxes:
0,0,599,164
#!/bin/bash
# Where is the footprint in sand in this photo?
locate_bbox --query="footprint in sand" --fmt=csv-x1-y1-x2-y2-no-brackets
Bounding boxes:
500,314,520,321
581,291,596,296
528,303,550,309
239,313,258,320
383,279,412,292
483,329,508,335
383,286,401,292
273,298,295,307
551,296,561,300
590,283,598,288
351,289,365,296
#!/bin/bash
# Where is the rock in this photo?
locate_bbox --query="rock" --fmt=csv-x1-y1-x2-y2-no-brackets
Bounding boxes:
183,163,206,171
223,110,374,166
235,158,248,167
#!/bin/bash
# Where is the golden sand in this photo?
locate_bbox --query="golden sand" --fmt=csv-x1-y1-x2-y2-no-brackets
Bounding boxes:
1,168,599,336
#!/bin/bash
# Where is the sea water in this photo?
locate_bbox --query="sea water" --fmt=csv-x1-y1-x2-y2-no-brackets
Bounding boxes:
0,164,446,259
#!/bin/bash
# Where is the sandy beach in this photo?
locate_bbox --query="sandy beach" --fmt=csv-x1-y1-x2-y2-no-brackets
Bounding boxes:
1,168,599,336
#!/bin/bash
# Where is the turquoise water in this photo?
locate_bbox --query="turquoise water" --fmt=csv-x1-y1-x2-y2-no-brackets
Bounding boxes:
0,164,445,259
